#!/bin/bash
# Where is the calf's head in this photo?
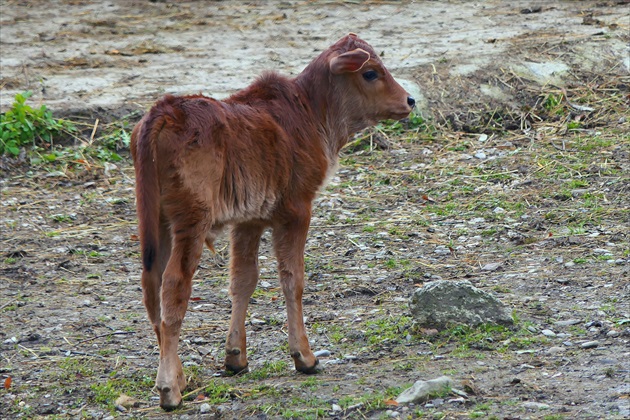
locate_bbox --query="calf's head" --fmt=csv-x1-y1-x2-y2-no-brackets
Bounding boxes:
327,33,414,125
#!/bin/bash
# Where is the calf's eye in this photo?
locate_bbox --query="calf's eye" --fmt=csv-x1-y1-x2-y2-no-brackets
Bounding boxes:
362,70,378,81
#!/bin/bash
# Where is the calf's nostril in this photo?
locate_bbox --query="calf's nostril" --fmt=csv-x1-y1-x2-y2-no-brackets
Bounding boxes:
407,96,416,108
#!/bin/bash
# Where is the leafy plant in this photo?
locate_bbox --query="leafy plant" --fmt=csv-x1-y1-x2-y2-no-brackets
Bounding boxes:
0,91,76,155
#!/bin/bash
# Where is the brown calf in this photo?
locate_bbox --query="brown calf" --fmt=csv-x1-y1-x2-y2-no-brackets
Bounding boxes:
131,33,414,409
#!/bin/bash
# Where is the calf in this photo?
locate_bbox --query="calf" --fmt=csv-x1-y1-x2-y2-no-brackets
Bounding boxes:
131,33,414,409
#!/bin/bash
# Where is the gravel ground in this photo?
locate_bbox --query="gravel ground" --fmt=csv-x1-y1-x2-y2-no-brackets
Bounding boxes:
1,1,629,419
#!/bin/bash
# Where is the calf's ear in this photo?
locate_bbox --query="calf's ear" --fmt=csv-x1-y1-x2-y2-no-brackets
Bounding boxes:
330,48,370,74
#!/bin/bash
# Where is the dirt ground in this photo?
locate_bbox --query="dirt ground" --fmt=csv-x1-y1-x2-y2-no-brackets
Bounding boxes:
1,1,629,419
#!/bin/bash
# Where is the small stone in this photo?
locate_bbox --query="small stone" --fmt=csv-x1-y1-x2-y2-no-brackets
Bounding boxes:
522,401,550,410
250,317,266,325
607,330,620,337
199,403,211,413
527,326,538,333
474,152,486,159
314,349,331,358
396,376,453,404
546,346,566,355
481,262,502,271
331,404,342,412
581,340,599,349
554,319,581,327
115,394,139,409
197,346,212,356
541,329,556,337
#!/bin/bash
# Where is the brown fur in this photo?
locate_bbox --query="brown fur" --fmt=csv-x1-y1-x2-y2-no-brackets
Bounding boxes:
131,33,414,410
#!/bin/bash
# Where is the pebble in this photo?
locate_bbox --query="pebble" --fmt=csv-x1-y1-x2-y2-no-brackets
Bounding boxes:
541,329,556,337
581,341,599,349
474,152,486,159
386,410,400,418
314,349,331,358
606,330,620,337
331,404,342,412
522,401,550,410
481,262,502,271
554,319,581,327
199,403,211,413
546,346,566,355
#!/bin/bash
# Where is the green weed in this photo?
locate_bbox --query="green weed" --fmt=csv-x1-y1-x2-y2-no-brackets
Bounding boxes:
0,91,77,155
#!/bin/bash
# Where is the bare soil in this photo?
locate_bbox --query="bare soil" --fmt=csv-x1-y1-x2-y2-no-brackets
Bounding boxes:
1,1,629,419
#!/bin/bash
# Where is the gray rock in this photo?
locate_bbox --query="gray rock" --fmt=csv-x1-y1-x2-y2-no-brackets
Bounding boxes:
199,403,211,413
541,329,556,337
396,376,453,404
554,319,581,327
314,349,331,358
581,340,599,349
409,280,514,329
522,401,550,410
481,262,502,271
546,346,566,355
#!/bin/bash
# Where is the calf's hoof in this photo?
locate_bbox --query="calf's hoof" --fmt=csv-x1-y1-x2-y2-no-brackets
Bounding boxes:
158,386,182,411
225,347,249,374
292,351,321,374
225,362,249,374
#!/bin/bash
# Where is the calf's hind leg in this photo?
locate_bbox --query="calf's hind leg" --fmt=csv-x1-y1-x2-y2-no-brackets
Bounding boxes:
156,225,205,410
142,218,171,352
225,223,264,373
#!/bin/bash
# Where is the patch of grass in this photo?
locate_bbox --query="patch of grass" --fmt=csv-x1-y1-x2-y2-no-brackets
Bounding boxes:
0,91,77,155
246,360,289,380
364,315,412,346
429,323,549,355
58,357,95,381
299,376,320,390
90,373,154,409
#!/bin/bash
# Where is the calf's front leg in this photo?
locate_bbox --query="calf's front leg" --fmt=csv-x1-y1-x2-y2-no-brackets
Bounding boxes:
272,215,319,373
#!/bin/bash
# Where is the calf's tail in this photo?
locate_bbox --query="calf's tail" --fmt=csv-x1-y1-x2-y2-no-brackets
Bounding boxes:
131,113,163,272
